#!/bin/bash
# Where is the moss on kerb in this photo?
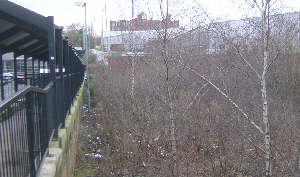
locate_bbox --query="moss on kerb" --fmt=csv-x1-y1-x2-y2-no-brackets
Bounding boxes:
53,84,84,177
59,85,84,149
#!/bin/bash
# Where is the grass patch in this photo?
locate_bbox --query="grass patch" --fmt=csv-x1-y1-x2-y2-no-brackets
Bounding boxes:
73,167,95,177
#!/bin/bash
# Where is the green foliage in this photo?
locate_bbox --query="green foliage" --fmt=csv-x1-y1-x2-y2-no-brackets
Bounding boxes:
83,75,96,107
74,29,83,47
73,167,95,177
88,52,97,63
63,23,83,47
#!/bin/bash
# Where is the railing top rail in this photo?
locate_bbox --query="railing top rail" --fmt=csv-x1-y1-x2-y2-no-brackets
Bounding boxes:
0,81,53,112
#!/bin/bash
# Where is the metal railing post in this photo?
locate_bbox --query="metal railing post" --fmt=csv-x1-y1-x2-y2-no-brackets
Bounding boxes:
58,30,65,127
67,45,72,112
32,57,35,86
13,52,18,92
38,59,41,87
24,55,28,85
42,61,45,87
0,53,4,100
47,16,58,138
26,92,36,177
56,28,64,127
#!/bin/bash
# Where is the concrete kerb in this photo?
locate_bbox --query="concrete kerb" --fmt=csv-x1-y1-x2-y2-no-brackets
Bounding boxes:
38,83,84,177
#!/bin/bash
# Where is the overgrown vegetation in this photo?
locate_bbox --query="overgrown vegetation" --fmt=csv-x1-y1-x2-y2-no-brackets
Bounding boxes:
77,0,300,176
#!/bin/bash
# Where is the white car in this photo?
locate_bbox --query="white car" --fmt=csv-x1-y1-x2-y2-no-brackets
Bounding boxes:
3,73,14,80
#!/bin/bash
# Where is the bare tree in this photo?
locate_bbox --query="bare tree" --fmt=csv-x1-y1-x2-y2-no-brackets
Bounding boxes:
81,0,300,176
158,0,177,175
177,0,284,176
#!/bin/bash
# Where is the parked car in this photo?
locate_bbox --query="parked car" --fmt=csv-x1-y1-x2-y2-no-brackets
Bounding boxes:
16,75,26,84
2,73,14,84
3,72,14,80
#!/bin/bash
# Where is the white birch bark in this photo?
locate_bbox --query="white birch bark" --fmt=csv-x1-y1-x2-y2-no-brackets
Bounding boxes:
189,0,276,175
160,0,177,175
130,0,135,99
262,0,271,175
131,56,135,98
168,87,177,176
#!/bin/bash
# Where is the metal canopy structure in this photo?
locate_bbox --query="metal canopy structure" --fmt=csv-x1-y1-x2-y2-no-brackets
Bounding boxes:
0,1,85,177
0,0,49,58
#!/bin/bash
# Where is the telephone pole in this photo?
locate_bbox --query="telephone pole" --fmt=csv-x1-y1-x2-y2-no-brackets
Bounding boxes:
84,3,91,112
76,2,91,111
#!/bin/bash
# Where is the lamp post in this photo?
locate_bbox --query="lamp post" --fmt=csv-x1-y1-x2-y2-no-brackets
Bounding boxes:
76,2,91,111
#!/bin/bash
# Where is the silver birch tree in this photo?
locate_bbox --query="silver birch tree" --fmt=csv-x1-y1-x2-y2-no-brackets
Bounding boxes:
183,0,273,175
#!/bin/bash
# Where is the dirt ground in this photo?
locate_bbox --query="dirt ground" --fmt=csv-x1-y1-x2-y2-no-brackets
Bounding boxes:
74,106,103,177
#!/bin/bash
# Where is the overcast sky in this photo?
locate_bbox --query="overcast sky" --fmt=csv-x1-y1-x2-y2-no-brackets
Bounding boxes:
8,0,300,34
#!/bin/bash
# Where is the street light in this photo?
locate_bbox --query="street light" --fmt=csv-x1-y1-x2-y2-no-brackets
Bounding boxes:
75,1,91,112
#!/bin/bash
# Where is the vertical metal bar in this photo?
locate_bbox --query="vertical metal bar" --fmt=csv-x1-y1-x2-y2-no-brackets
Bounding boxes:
37,93,44,157
46,61,49,83
0,108,8,177
48,16,56,83
33,93,41,167
32,58,35,86
41,94,48,155
3,109,11,177
66,45,70,112
70,49,74,102
57,29,65,127
7,103,17,177
22,98,29,175
47,16,58,138
63,41,67,114
42,61,45,87
15,99,25,176
38,59,41,87
13,53,18,92
26,92,36,177
10,102,19,177
24,55,28,86
0,54,4,100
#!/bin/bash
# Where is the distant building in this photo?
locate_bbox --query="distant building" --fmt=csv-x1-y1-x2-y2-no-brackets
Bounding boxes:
101,30,159,52
170,26,209,53
169,11,300,54
110,12,179,31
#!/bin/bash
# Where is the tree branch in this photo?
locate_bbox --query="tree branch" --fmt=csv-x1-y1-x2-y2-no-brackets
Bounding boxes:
177,59,265,135
182,83,209,117
251,0,263,13
234,45,262,81
266,49,279,73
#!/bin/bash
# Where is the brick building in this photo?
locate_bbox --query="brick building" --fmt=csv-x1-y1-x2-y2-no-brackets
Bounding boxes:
110,12,179,31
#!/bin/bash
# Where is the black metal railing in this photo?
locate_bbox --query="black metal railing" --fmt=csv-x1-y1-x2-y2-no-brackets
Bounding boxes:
0,70,84,177
0,1,86,177
0,31,85,177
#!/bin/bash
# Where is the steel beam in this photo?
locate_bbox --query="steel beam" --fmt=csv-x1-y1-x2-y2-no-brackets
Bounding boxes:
13,52,18,91
56,29,65,127
0,1,48,32
6,36,34,49
24,55,28,85
43,61,45,87
21,41,43,52
32,57,35,86
38,58,41,87
47,16,58,138
0,53,4,100
0,26,22,42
